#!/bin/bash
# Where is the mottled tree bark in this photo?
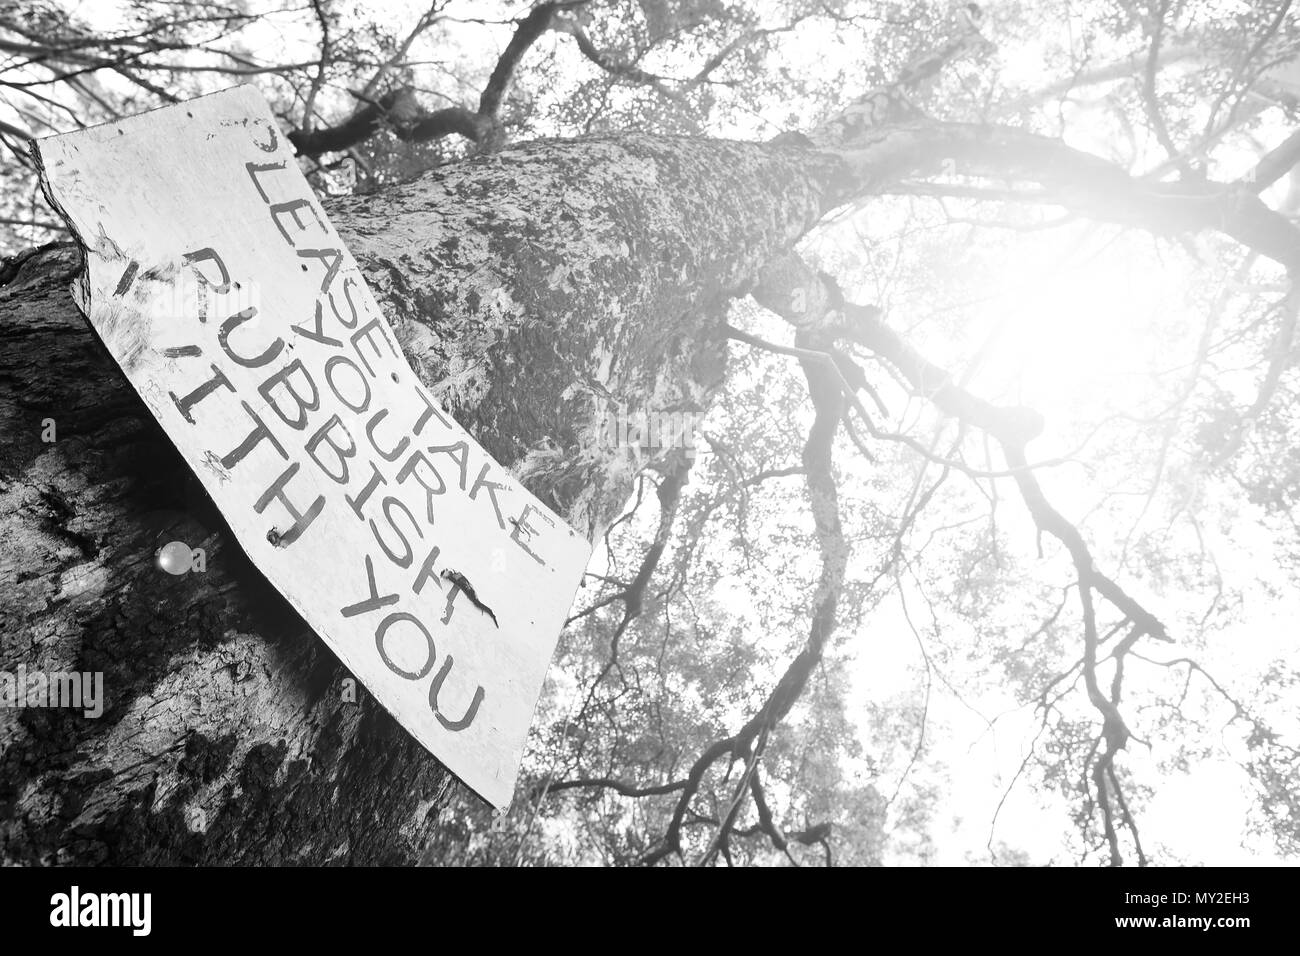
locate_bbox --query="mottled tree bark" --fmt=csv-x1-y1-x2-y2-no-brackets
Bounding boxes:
0,133,846,864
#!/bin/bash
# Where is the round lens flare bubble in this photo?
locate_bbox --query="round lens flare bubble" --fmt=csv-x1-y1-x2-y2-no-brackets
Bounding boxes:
156,540,193,576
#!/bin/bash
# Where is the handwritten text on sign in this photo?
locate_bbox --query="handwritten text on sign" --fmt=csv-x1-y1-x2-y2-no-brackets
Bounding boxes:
35,86,592,809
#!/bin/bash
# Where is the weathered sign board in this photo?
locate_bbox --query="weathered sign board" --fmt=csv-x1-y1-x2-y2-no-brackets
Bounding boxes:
34,85,592,809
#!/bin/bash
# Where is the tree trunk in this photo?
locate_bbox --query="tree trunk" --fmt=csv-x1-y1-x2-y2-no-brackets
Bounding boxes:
0,133,840,864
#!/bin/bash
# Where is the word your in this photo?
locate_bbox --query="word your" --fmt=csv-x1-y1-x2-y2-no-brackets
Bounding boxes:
598,405,701,459
50,886,151,936
0,666,103,718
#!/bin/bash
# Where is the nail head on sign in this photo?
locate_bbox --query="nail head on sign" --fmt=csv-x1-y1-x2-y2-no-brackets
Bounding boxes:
157,540,192,575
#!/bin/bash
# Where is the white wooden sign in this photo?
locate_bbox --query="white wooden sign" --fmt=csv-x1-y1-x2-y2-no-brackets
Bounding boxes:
35,85,592,809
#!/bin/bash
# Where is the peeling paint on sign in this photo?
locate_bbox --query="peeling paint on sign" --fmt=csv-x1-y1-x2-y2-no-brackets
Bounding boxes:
34,85,593,810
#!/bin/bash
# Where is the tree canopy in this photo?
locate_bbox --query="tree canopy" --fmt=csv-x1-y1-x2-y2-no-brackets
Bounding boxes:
3,0,1299,866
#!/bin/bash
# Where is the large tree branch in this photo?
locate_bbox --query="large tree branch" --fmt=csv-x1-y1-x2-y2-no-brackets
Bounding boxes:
550,17,684,103
751,251,1170,643
569,457,692,729
807,121,1300,273
287,87,490,157
288,1,581,158
534,775,686,799
807,10,991,147
1246,127,1300,192
749,249,1178,864
631,315,851,866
